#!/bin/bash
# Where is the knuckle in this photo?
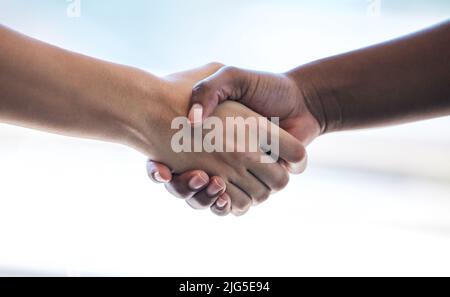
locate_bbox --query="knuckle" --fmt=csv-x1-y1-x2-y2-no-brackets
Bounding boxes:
221,65,239,76
234,167,248,180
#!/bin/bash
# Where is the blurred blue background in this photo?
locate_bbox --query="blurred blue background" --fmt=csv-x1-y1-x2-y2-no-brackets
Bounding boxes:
0,0,449,276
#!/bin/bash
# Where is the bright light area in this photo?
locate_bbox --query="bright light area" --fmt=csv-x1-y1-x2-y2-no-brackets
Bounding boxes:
0,0,449,276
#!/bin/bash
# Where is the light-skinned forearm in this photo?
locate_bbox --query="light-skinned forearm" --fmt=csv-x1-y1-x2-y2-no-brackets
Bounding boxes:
0,25,162,152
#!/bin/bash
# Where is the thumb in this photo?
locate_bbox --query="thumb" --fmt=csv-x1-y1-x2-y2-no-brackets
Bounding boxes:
146,160,172,183
188,66,249,125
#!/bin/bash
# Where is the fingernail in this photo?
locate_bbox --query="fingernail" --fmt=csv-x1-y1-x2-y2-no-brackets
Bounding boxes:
188,173,208,190
153,171,168,183
287,160,306,174
188,103,203,125
207,179,224,196
215,196,228,208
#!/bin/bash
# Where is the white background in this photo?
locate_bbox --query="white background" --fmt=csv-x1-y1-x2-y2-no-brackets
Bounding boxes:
0,0,449,276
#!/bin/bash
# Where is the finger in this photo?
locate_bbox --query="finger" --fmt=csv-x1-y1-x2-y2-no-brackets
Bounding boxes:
279,138,307,173
186,176,226,209
216,103,307,172
146,160,172,183
164,170,210,199
232,171,270,205
211,192,232,216
189,66,249,124
247,155,289,193
280,152,308,174
257,117,308,173
226,182,252,216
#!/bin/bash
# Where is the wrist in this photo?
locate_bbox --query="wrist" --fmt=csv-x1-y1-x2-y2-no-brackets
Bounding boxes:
286,62,342,135
82,63,168,155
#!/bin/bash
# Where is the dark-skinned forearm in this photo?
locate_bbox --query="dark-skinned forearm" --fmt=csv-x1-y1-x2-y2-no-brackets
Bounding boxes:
288,20,450,134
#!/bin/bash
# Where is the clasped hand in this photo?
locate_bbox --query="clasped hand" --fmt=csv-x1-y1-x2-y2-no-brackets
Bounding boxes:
147,64,319,216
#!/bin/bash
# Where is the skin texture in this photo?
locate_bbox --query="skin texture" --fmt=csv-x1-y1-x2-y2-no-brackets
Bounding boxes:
288,20,450,133
145,71,305,215
0,26,304,216
149,20,450,215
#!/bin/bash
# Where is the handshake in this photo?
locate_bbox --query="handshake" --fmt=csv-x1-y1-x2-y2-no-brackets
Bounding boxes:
145,63,321,216
1,21,448,216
